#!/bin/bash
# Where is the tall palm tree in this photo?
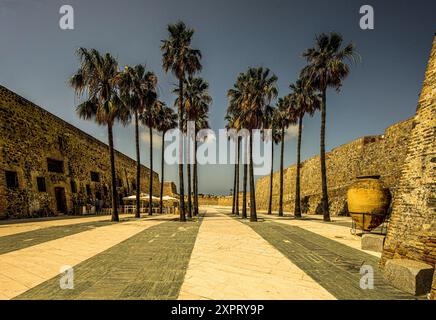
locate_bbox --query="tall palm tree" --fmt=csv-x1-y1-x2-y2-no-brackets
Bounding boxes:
174,76,212,218
155,104,177,214
70,48,129,222
302,32,358,222
118,65,157,218
161,21,202,222
140,99,163,216
289,78,320,218
276,96,297,216
263,106,281,215
228,68,278,222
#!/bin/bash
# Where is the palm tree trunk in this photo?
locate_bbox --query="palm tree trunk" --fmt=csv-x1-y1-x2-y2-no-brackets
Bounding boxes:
279,127,284,217
178,78,186,222
294,115,303,218
320,89,330,222
149,125,153,216
232,143,237,215
187,156,192,218
242,136,248,219
235,137,240,216
194,135,199,216
108,124,119,222
249,131,257,222
160,131,165,214
134,111,141,218
267,136,274,215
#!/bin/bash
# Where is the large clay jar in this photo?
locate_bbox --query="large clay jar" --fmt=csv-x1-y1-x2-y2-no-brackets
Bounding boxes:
347,175,391,231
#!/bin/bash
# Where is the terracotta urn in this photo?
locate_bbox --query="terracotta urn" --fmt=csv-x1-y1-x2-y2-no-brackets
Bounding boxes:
347,175,391,231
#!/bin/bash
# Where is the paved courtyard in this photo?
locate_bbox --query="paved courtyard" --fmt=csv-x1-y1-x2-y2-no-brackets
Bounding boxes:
0,207,418,300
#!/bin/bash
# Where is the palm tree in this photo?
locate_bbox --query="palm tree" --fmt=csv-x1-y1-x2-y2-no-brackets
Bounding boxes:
263,106,281,215
161,21,202,222
140,99,163,216
118,65,157,218
289,78,320,218
70,48,129,222
302,32,358,222
155,104,177,214
228,68,278,222
275,96,297,217
174,76,212,218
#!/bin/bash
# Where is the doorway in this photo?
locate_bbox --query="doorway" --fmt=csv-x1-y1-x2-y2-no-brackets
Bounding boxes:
54,187,67,213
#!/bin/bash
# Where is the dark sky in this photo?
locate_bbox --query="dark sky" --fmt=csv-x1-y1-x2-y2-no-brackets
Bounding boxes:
0,0,435,194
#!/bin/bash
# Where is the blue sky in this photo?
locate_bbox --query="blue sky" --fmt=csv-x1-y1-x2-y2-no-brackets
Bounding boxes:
0,0,435,194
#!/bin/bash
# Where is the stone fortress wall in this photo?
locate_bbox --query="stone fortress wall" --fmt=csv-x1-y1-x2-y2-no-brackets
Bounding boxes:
380,35,435,298
0,85,160,219
254,118,414,216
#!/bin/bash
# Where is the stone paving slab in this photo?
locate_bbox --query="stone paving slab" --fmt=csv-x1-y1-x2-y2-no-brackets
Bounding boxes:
0,215,174,299
15,217,202,300
0,214,135,238
257,212,381,258
178,208,335,300
0,220,122,255
242,219,417,300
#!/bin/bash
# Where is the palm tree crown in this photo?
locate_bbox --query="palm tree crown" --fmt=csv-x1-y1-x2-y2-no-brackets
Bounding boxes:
70,48,130,126
161,21,202,79
302,32,358,91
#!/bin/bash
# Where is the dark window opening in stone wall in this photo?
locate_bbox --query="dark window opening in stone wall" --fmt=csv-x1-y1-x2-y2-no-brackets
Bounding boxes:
90,171,100,182
132,180,136,191
86,184,92,196
5,171,19,189
70,180,77,193
36,177,46,192
47,158,64,173
103,185,108,196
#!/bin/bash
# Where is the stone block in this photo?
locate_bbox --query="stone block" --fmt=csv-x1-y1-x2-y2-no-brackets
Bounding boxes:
384,259,434,295
361,234,385,252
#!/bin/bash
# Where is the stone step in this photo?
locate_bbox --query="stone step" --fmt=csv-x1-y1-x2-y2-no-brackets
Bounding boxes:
384,259,434,296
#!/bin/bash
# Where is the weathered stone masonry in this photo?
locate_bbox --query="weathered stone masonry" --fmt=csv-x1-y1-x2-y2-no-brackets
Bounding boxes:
381,35,435,298
0,85,160,219
255,117,414,216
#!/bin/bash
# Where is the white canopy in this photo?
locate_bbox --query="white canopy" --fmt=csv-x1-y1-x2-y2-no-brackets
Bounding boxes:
162,195,179,202
123,193,159,201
